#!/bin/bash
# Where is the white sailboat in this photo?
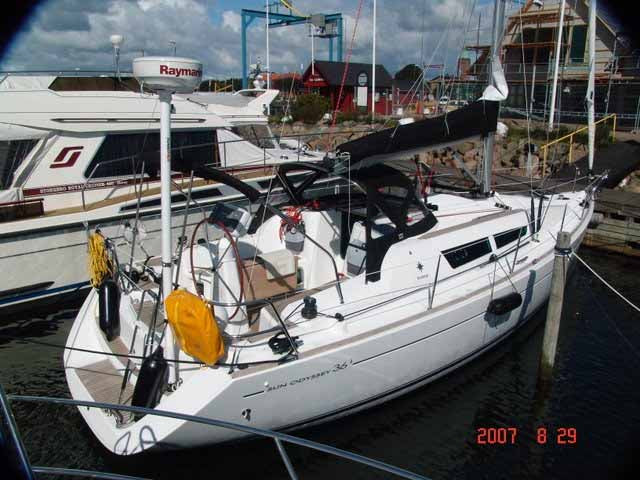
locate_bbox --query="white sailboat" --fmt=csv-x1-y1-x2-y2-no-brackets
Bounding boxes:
63,0,600,455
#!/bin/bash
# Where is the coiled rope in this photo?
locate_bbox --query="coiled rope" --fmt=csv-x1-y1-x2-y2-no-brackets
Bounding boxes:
87,231,112,288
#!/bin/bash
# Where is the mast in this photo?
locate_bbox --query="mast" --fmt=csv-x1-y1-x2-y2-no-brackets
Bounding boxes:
547,0,566,131
159,90,173,321
587,0,596,176
481,0,506,195
133,56,202,384
371,0,377,121
266,0,270,90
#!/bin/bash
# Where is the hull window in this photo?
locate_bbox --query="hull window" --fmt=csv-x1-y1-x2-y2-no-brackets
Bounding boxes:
443,238,492,269
494,226,527,249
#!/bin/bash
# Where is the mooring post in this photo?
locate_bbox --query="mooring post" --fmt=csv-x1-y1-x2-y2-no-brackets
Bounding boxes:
539,231,572,382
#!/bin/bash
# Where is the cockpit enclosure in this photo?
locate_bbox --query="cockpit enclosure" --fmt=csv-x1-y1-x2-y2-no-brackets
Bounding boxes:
242,160,438,284
347,164,437,281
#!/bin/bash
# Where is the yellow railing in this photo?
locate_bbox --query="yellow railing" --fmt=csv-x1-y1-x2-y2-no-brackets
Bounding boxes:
540,113,617,176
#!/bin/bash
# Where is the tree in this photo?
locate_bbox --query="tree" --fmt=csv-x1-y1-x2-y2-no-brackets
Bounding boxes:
395,64,422,81
291,93,331,124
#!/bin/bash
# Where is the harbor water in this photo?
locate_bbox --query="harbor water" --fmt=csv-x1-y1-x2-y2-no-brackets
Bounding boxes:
1,247,639,479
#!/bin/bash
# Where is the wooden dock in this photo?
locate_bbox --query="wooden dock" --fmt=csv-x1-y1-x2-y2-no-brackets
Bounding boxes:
584,188,640,257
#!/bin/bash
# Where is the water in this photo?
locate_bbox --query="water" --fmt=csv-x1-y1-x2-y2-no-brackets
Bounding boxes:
1,248,639,479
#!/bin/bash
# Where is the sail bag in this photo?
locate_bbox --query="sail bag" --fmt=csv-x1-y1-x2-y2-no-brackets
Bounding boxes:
165,289,225,365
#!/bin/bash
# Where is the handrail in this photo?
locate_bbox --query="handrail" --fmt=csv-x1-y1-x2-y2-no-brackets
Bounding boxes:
6,393,429,480
0,382,34,480
539,113,617,176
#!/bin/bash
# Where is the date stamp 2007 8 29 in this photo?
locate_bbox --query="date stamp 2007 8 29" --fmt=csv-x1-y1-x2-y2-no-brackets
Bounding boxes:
476,427,577,445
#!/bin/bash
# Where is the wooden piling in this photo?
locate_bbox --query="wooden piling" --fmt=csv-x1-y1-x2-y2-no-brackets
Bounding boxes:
539,231,572,381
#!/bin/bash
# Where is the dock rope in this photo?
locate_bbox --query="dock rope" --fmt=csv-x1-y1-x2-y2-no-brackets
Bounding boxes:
87,231,112,288
572,251,640,314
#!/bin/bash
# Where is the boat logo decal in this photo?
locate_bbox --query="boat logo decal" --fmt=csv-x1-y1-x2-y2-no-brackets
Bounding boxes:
265,360,353,394
50,146,83,169
159,64,202,78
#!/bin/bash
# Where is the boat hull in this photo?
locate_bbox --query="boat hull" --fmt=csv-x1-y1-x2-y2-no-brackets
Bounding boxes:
64,195,592,454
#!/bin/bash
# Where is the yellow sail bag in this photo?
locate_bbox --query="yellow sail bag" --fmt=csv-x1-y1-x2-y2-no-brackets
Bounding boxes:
165,289,225,365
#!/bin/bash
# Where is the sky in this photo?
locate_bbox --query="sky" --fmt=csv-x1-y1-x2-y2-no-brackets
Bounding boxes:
0,0,509,79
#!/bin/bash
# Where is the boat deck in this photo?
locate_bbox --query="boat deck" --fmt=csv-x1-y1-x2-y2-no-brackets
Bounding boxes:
75,337,136,421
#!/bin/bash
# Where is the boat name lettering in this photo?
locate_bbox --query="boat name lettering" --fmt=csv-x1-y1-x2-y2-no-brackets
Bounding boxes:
24,179,130,196
265,361,352,393
159,65,202,78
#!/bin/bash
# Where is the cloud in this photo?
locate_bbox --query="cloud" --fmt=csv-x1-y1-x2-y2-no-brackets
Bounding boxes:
1,0,498,78
221,10,241,33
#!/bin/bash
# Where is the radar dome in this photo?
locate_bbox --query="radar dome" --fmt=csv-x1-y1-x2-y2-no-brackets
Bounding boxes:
133,56,202,93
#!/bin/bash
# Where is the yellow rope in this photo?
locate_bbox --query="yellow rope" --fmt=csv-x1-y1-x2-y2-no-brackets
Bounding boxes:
87,231,112,288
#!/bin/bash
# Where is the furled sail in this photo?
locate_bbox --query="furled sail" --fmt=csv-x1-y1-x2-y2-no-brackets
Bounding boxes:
336,100,499,167
479,57,509,102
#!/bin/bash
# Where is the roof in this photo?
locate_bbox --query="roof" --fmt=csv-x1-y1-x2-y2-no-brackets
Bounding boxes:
305,61,393,88
270,72,301,81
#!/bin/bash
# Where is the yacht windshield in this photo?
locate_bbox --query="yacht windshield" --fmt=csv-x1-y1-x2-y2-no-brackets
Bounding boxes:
0,140,38,189
231,124,277,149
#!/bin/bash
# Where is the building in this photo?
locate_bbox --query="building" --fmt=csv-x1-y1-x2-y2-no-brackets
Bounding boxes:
269,72,303,93
302,60,393,114
392,78,420,111
463,0,640,125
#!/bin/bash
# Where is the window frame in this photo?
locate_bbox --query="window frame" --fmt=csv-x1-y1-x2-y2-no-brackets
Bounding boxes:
493,226,528,249
442,237,493,269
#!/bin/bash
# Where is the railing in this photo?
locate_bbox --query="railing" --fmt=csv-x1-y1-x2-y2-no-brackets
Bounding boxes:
539,113,617,176
78,128,352,211
0,383,428,480
0,69,133,77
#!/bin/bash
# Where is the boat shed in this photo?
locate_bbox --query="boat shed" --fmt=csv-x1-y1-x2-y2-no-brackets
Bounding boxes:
302,60,393,114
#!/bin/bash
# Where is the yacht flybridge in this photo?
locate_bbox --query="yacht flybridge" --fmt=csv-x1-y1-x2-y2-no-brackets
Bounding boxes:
0,67,322,309
63,55,597,455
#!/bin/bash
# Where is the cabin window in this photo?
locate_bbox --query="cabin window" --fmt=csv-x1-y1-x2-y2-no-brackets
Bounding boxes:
231,125,276,149
0,139,38,189
442,238,492,269
494,226,527,249
84,130,218,179
48,76,143,92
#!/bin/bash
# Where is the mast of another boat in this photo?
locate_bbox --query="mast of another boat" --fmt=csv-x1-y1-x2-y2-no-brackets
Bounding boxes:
587,0,597,177
547,0,566,131
481,0,506,195
371,0,377,122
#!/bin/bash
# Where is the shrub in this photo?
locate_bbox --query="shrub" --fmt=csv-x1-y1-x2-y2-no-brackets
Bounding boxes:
291,93,331,124
335,110,361,123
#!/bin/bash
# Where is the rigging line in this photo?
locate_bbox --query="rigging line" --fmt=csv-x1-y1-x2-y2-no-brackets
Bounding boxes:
571,251,640,314
380,5,459,132
279,67,299,139
0,333,284,368
419,0,426,66
581,274,640,363
440,0,477,103
248,167,276,286
328,0,365,149
495,255,518,292
515,0,533,186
